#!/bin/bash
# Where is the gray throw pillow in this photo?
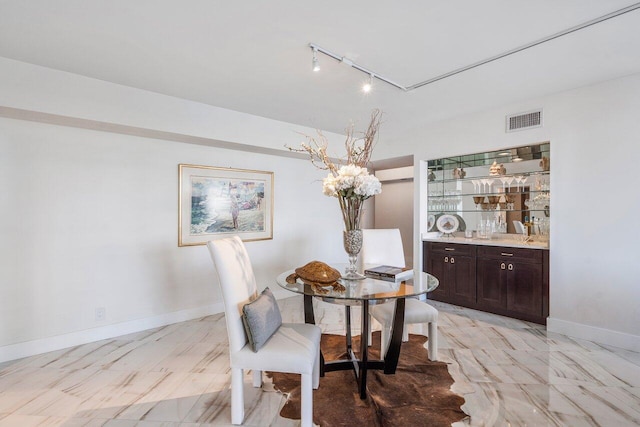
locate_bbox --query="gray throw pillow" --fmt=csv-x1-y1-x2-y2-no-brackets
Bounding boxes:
241,287,282,352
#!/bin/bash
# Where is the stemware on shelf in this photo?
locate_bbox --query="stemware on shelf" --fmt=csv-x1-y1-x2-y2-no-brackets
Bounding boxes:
507,176,514,191
473,196,485,214
514,175,524,191
481,178,494,193
486,178,494,194
471,179,480,194
505,194,516,210
499,176,510,191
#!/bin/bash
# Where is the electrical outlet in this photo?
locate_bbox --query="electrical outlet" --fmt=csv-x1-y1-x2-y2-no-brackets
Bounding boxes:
95,307,106,321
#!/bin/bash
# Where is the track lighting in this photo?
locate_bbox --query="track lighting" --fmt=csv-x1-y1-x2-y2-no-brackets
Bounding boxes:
307,4,640,91
312,47,320,72
309,43,405,91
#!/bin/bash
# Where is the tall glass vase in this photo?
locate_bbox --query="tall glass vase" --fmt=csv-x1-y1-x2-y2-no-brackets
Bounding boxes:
343,229,365,280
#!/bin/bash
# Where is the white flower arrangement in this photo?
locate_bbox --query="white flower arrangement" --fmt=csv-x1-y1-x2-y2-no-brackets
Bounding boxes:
322,165,381,199
323,164,381,230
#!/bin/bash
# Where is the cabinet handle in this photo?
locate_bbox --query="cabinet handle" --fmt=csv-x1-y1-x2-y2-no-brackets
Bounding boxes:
500,263,506,270
445,248,455,251
508,264,514,271
501,252,514,257
450,257,455,264
444,256,449,263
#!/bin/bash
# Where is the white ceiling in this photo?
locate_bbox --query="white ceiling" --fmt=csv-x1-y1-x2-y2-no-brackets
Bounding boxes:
1,1,640,145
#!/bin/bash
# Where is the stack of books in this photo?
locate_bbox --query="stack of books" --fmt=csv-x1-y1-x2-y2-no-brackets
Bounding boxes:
363,265,413,282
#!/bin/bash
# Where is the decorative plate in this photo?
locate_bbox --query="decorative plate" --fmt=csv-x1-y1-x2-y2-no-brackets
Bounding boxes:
454,214,466,232
427,214,436,231
436,214,459,234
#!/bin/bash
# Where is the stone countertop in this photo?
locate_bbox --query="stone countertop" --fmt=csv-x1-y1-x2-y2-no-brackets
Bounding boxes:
422,234,549,250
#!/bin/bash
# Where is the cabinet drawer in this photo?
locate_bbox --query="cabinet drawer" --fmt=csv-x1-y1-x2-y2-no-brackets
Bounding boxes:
427,242,476,256
477,246,543,264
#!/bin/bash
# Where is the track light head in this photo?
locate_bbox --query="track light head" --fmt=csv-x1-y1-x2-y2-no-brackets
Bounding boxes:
312,48,320,72
362,74,373,93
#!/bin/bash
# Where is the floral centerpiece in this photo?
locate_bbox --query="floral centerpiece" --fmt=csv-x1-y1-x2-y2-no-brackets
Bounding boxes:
322,164,381,230
289,109,383,279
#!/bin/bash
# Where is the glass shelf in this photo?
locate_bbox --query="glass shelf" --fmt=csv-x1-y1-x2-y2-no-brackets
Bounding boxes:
428,190,550,198
427,170,550,185
427,209,550,214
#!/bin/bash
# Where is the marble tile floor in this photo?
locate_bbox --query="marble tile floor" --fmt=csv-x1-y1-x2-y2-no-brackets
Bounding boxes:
1,297,639,426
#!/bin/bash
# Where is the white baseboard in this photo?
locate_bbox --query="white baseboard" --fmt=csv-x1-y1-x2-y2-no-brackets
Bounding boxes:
548,317,640,352
0,303,225,364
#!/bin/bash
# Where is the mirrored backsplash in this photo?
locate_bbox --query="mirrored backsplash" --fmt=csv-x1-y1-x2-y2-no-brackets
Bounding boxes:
426,142,550,238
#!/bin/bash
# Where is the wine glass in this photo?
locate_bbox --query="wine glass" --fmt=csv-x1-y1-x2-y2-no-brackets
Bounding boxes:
487,195,499,211
505,176,514,191
505,194,516,210
499,176,510,191
473,196,485,209
484,178,494,194
470,179,480,194
514,175,524,191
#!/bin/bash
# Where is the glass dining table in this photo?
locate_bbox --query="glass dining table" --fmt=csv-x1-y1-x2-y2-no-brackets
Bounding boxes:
276,267,439,399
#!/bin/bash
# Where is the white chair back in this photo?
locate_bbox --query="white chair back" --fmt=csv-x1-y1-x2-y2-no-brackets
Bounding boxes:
207,236,257,354
361,228,406,268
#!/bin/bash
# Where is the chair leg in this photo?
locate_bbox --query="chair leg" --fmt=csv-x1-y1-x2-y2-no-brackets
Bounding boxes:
252,369,262,387
380,324,391,358
300,373,313,427
231,367,244,425
368,314,373,346
313,349,320,389
402,324,409,342
428,321,438,361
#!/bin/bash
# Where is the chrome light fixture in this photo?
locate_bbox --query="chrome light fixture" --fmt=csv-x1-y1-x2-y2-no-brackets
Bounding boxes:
311,47,320,72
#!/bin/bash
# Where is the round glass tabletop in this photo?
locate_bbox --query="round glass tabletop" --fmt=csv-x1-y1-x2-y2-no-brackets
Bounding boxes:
275,269,439,304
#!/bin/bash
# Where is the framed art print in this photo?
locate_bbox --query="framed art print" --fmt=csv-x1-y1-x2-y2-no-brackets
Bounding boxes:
179,164,273,246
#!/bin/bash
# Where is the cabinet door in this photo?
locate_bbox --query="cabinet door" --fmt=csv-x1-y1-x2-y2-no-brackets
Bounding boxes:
449,255,476,306
427,252,449,301
506,262,543,317
477,258,507,310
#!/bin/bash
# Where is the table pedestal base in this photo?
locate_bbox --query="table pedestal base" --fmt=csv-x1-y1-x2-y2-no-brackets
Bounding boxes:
304,295,405,399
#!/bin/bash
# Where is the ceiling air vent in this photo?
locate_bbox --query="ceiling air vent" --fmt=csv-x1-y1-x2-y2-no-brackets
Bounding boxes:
506,110,542,132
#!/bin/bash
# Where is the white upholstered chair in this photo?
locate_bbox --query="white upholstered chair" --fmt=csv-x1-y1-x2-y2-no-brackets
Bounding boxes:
362,228,439,361
207,236,321,427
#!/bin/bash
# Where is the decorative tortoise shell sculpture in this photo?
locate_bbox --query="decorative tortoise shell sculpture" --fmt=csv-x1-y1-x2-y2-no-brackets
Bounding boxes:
286,261,345,294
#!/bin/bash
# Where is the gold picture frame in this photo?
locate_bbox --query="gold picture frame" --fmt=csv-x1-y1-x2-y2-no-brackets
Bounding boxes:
178,164,274,246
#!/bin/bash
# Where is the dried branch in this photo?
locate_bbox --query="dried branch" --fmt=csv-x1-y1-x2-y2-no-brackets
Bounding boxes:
286,108,383,175
346,108,382,168
288,130,339,174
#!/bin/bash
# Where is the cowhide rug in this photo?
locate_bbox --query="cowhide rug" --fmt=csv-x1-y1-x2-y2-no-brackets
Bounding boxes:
268,331,467,426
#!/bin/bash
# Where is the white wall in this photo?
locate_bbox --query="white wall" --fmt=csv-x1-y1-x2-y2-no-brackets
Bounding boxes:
0,59,349,362
404,73,640,351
